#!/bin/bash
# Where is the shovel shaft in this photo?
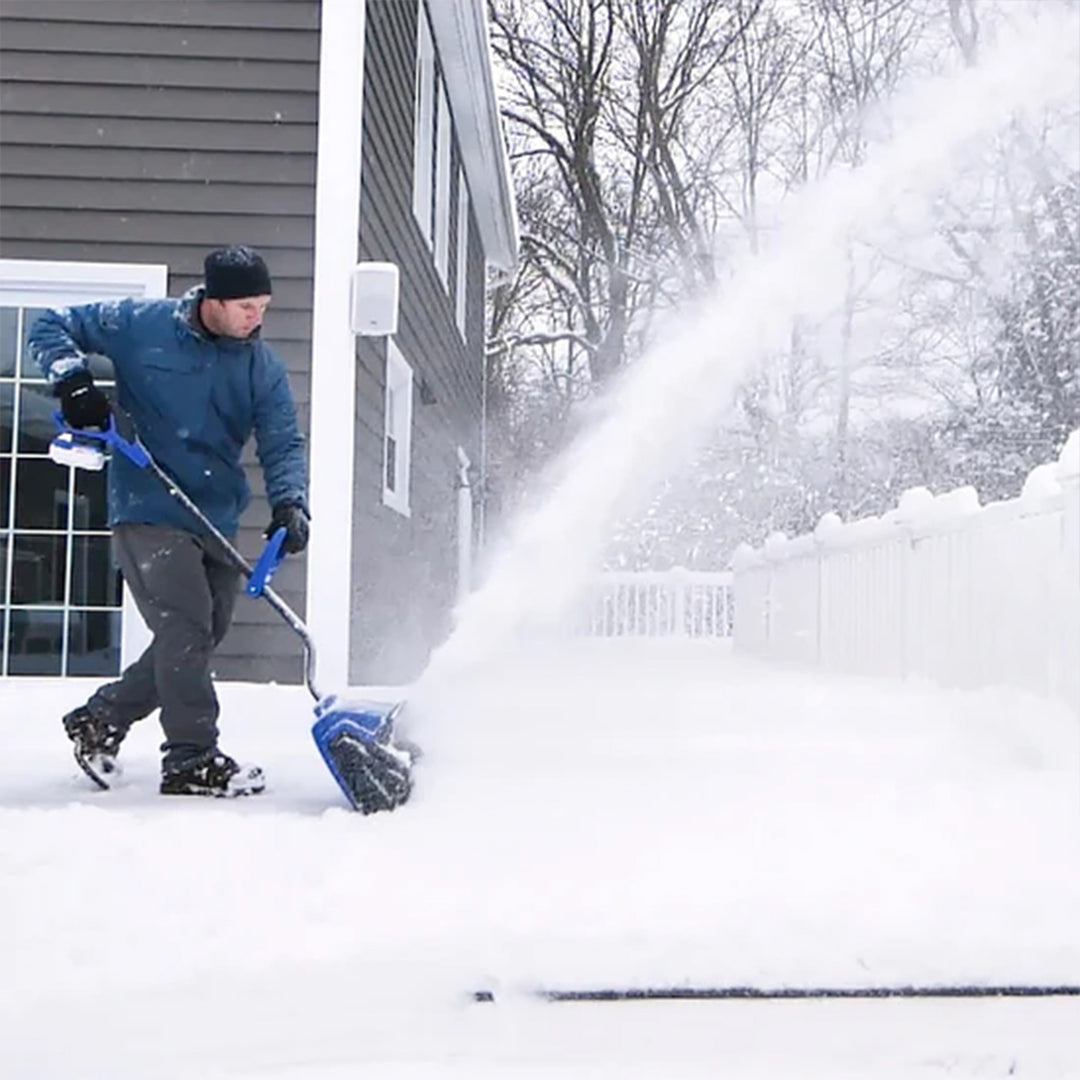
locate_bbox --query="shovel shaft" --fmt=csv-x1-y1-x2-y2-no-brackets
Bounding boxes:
52,412,322,702
139,452,322,702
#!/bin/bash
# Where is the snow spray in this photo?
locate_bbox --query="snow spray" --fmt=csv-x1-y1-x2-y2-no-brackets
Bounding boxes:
421,3,1080,690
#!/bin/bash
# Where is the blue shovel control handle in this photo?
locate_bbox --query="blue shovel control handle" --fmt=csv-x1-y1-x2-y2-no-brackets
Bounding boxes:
52,411,151,468
246,527,287,597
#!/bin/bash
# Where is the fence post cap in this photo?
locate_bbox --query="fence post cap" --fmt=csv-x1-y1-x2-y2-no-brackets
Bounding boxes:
1021,462,1063,502
1057,429,1080,481
763,531,789,560
731,542,759,570
895,485,934,522
937,484,982,516
814,511,844,542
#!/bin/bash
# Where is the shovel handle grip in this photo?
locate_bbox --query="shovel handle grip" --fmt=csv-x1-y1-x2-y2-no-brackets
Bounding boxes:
52,411,151,468
246,528,287,597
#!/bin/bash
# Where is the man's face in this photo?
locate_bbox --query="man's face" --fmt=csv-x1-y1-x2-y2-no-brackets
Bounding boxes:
202,295,271,339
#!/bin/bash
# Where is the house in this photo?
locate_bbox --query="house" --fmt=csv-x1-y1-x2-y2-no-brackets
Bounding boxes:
0,0,518,687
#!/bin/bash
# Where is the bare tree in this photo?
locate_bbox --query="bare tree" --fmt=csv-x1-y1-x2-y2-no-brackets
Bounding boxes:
720,0,803,250
798,0,933,510
485,0,1079,564
487,0,761,389
947,0,979,65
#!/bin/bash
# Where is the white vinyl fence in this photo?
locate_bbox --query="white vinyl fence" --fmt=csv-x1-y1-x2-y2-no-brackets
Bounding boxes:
731,431,1080,713
578,569,733,639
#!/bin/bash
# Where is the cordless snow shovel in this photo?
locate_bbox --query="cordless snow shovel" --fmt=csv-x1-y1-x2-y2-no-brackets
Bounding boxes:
49,414,414,814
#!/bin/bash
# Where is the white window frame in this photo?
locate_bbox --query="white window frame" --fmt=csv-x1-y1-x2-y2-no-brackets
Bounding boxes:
382,341,414,518
411,3,436,246
455,167,470,336
0,258,167,308
433,75,452,287
0,257,167,676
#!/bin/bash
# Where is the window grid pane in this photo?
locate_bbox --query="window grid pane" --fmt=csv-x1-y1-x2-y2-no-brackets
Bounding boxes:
0,306,18,377
386,437,397,493
6,607,63,675
66,609,122,677
1,383,13,454
20,307,48,377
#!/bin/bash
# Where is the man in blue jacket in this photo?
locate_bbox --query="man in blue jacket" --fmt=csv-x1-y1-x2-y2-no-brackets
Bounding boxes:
29,246,309,798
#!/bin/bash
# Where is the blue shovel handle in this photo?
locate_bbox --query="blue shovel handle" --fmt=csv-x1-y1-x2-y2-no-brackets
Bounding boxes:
246,527,287,597
52,411,151,468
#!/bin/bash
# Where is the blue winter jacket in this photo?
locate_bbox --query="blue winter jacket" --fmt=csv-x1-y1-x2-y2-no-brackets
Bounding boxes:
29,287,307,537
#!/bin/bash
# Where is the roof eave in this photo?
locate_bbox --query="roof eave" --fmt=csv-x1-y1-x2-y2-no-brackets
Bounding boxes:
427,0,519,273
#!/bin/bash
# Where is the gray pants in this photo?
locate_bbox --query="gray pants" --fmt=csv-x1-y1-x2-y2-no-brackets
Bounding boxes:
87,523,241,771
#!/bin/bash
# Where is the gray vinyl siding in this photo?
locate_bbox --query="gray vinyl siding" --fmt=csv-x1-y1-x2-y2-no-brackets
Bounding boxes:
349,0,486,683
0,0,320,684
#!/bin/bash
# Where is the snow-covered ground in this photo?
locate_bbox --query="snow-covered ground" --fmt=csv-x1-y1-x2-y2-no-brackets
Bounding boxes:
3,640,1079,1078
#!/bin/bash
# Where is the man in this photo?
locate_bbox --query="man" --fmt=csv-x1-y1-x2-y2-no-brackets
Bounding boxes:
29,245,309,798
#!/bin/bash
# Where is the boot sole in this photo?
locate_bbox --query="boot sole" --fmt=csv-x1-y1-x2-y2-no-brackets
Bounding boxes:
73,748,117,791
160,767,266,798
159,784,266,797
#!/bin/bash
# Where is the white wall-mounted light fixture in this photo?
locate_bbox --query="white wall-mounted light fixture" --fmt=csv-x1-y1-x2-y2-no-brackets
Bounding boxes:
350,261,400,336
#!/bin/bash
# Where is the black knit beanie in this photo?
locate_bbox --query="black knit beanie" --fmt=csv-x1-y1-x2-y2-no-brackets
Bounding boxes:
203,246,273,300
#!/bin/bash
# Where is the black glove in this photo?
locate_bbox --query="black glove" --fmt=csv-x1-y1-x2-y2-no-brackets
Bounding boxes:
266,501,309,554
57,369,111,430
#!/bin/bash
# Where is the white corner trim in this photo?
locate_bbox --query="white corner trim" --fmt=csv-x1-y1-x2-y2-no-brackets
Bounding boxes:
305,0,368,693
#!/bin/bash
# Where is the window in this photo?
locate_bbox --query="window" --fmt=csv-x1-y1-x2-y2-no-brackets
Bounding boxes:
0,258,165,677
433,76,452,286
455,168,470,336
2,305,121,676
412,3,436,246
382,342,414,517
412,2,457,297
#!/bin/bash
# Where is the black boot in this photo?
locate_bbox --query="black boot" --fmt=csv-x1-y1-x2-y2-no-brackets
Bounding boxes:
160,751,265,797
63,706,126,790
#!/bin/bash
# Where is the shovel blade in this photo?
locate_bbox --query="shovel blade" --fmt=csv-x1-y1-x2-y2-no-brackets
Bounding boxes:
311,697,413,814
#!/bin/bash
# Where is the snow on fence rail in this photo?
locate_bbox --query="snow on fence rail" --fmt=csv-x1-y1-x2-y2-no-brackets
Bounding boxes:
731,430,1080,713
577,569,733,638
